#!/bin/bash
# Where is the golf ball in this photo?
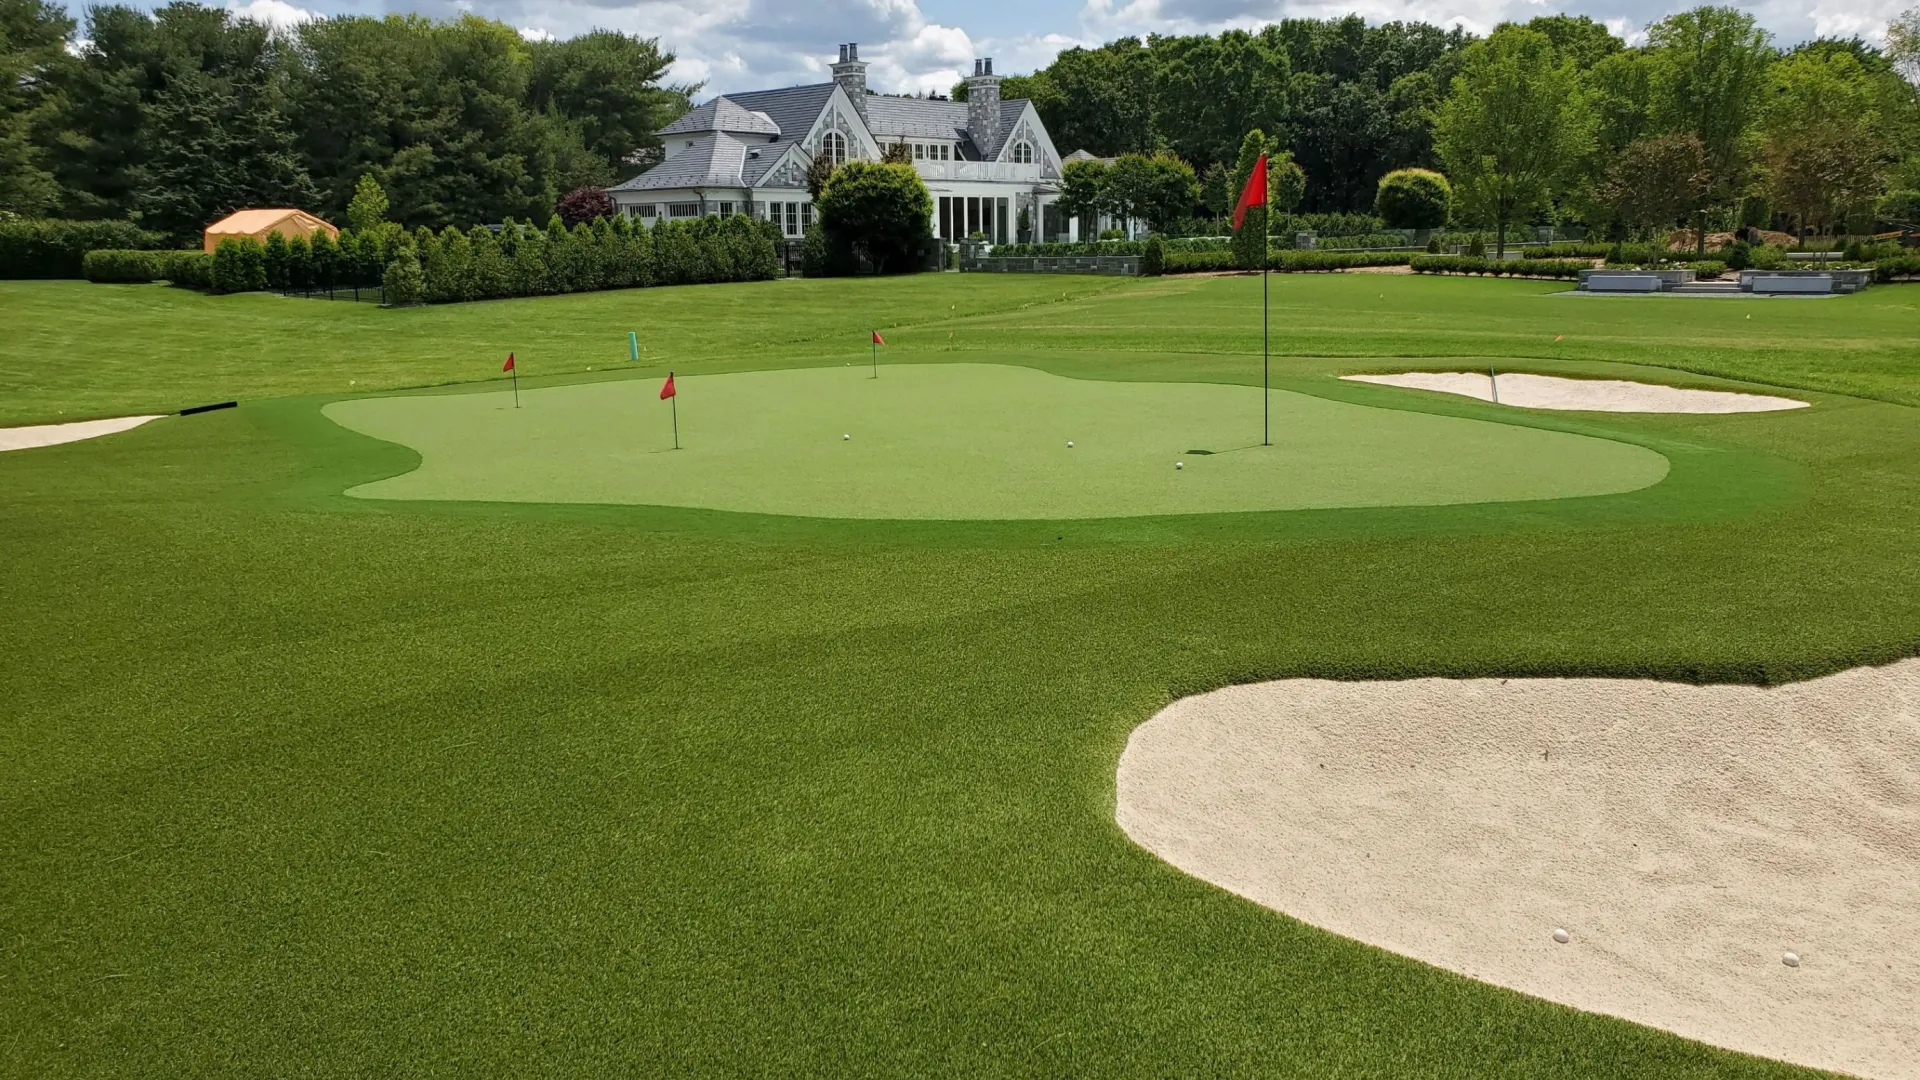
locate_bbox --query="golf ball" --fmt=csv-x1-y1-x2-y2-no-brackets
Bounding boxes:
1067,440,1074,448
843,434,850,440
1175,461,1184,470
1552,928,1570,944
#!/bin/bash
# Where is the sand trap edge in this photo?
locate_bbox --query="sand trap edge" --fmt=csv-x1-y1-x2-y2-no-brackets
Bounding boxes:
1116,661,1920,1080
0,414,165,452
1342,372,1808,413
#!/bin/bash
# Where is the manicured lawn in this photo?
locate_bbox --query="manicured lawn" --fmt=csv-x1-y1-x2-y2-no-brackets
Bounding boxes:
5,272,1917,1078
324,363,1667,518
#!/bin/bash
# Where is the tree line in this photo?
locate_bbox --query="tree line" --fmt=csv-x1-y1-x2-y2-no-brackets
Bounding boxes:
0,0,691,241
980,6,1920,243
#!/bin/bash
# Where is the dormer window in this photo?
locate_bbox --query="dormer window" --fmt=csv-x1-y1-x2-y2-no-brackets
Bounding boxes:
821,132,847,166
1010,141,1034,164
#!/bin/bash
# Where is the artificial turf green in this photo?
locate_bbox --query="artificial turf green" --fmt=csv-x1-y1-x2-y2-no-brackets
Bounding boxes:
324,363,1668,518
5,273,1916,1079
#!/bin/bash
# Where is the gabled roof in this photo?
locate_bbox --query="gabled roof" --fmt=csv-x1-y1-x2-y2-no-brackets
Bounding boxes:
722,84,840,186
610,132,752,191
659,96,782,138
205,208,332,233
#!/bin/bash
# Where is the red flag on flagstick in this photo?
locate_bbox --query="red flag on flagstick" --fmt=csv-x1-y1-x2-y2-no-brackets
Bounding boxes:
871,330,885,345
1232,154,1268,229
659,372,676,399
502,352,515,372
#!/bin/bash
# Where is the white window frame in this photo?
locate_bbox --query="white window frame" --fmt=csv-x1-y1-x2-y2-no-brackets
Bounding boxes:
668,202,699,219
717,201,735,217
636,204,657,219
1011,141,1034,164
821,132,846,167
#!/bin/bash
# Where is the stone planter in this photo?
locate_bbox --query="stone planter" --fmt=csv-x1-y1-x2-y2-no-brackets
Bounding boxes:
1739,270,1873,295
1577,269,1695,292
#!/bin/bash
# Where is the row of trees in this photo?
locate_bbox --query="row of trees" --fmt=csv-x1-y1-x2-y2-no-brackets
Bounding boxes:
976,7,1920,231
0,0,691,240
1431,10,1920,254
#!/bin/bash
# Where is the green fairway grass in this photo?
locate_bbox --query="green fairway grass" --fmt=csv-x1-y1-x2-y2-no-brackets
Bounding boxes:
324,363,1668,518
4,273,1916,1079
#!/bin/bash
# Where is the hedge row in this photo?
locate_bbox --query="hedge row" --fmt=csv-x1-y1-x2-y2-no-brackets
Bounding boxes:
1411,256,1591,278
416,215,780,303
1,219,165,278
81,248,214,287
1876,256,1920,281
1161,249,1414,273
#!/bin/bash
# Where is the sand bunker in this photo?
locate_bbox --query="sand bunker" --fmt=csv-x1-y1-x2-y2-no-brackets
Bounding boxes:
1342,372,1807,413
1117,661,1920,1079
0,414,163,452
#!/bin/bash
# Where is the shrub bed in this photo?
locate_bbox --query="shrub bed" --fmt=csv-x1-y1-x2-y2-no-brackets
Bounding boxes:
417,215,780,302
1875,256,1920,282
1162,249,1414,274
1412,256,1590,278
1,219,165,279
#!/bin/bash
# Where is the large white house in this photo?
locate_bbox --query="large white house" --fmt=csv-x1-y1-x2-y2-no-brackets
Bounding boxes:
607,46,1067,245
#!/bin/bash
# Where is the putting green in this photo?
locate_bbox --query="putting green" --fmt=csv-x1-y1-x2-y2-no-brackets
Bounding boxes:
323,363,1669,519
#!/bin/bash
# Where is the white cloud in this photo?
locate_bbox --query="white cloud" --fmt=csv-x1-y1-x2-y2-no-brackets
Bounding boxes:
517,25,555,41
229,0,318,31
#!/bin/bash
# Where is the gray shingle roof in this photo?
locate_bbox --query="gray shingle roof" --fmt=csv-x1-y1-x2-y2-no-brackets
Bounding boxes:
609,132,751,191
616,82,1039,194
659,96,782,138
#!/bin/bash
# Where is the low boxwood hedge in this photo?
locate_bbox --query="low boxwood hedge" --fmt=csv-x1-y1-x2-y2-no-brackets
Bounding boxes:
1411,256,1590,278
82,248,216,288
1875,256,1920,282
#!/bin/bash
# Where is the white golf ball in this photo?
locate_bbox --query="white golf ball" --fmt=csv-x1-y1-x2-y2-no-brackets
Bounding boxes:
1552,928,1570,944
1175,461,1184,470
843,434,850,440
1067,440,1074,448
1783,951,1800,968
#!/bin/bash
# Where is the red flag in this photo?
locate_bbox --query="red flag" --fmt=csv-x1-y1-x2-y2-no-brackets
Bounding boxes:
1232,154,1267,230
502,352,515,372
660,372,676,400
871,330,885,345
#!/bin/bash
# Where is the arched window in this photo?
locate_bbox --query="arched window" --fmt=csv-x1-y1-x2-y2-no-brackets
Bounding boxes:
821,132,847,166
1011,141,1034,164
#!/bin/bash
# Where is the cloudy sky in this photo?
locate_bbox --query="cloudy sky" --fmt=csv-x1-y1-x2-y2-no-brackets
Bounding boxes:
125,0,1917,97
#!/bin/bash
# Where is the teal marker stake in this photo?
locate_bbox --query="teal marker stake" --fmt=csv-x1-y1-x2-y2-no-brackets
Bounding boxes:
628,331,639,362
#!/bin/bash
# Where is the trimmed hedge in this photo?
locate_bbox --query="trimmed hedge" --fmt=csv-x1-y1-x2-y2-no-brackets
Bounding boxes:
81,248,215,287
1315,233,1416,251
1876,256,1920,282
1,219,165,279
1162,249,1413,274
82,249,165,283
418,215,780,303
1412,256,1590,279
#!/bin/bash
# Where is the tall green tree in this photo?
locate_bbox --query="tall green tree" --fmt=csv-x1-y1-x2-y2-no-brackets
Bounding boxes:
526,30,692,181
134,59,316,241
1646,6,1775,253
815,161,931,274
347,172,389,234
1435,27,1592,256
1057,157,1107,240
1151,30,1289,172
1760,50,1890,245
0,0,72,214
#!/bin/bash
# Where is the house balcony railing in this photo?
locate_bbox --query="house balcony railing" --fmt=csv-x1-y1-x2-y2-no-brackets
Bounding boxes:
911,160,1051,185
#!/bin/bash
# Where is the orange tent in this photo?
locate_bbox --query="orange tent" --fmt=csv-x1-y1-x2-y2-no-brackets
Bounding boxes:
202,208,339,254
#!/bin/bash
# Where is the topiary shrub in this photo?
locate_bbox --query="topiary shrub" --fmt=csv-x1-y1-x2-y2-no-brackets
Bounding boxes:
1141,235,1165,276
1374,168,1451,230
211,236,267,293
382,248,423,305
81,249,164,283
1722,240,1752,271
162,251,213,289
1425,235,1442,253
1467,234,1486,258
815,161,934,275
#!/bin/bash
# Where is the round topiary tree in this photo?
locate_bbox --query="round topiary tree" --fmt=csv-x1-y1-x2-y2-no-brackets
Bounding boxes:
1375,168,1452,230
816,161,933,275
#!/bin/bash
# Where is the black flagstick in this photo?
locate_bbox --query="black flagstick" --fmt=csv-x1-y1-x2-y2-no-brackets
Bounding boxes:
871,333,878,379
670,372,679,450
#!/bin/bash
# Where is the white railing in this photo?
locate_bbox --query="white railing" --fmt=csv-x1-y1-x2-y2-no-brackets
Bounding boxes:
912,160,1047,184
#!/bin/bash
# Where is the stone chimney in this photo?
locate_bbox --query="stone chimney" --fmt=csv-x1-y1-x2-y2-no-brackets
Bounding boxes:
966,58,1002,158
831,43,869,125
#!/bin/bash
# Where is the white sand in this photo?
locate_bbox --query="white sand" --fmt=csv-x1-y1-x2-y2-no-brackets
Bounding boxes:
1342,372,1807,413
1117,661,1920,1079
0,414,163,452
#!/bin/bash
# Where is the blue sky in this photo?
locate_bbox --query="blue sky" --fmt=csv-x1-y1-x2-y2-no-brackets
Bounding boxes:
80,0,1915,97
